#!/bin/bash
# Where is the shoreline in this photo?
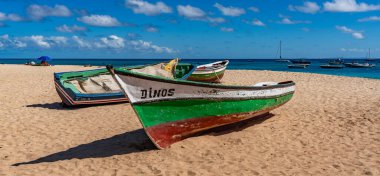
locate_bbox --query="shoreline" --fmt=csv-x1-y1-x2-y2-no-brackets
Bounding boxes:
0,65,379,175
1,63,379,80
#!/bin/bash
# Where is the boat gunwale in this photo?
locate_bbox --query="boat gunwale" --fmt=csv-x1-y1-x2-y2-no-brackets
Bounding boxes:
114,69,295,90
131,91,295,105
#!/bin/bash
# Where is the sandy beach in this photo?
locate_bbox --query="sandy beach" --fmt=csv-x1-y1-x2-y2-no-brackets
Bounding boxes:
0,64,379,176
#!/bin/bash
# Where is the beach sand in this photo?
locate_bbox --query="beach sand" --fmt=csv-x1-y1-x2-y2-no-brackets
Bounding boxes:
0,65,379,176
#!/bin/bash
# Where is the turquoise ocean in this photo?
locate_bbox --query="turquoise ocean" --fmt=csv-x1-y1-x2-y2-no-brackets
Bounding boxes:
0,59,379,79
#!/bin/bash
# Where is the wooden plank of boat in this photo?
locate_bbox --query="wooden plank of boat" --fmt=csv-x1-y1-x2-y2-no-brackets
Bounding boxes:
187,60,229,82
107,65,295,149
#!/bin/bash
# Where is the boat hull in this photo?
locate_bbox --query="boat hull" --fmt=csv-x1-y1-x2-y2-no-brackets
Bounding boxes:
54,80,127,106
187,60,228,82
112,69,295,149
320,65,344,69
187,69,225,82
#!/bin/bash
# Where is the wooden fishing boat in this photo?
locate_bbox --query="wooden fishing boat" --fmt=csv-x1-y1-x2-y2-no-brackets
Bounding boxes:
288,64,309,68
187,60,229,82
54,63,195,106
107,65,295,149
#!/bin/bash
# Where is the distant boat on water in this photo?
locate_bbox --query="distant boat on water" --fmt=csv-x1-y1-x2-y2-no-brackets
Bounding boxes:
291,59,311,65
274,41,290,62
365,48,375,61
288,64,309,68
328,58,344,65
344,62,375,68
320,64,344,69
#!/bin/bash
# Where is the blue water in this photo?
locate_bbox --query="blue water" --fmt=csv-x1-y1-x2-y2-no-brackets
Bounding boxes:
0,59,379,79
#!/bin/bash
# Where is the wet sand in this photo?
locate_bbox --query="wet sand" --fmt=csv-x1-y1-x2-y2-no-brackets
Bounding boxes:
0,65,379,175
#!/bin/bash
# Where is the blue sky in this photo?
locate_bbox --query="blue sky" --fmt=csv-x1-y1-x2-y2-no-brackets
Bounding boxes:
0,0,379,59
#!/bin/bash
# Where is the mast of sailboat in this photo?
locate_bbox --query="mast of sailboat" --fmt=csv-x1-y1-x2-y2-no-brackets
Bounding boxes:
280,40,282,59
369,48,371,59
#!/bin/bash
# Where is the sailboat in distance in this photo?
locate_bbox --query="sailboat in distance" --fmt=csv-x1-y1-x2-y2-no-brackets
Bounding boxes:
365,48,375,61
275,41,290,62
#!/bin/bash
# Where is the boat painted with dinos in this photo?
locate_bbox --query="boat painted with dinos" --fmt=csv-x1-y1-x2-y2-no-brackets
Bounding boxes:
288,64,309,68
187,60,229,82
54,63,195,106
320,64,344,69
107,65,295,149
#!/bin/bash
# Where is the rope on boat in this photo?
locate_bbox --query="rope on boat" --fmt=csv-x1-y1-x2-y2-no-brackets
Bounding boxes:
212,69,221,82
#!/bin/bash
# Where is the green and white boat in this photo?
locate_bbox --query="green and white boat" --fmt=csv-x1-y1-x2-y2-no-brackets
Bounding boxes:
187,60,229,82
108,65,295,149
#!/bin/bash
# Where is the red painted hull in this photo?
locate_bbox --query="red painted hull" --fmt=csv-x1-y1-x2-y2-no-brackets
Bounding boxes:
145,107,274,149
187,73,225,83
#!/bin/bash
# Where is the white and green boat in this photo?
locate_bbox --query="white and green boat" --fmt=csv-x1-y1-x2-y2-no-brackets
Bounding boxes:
187,60,229,82
108,65,295,149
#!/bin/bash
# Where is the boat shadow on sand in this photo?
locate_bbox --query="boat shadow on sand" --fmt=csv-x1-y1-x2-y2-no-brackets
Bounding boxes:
12,129,155,166
13,113,273,166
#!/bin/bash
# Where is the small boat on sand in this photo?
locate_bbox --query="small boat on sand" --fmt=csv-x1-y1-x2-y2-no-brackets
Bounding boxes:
107,65,295,149
320,64,344,69
54,62,195,106
288,64,309,68
187,60,229,82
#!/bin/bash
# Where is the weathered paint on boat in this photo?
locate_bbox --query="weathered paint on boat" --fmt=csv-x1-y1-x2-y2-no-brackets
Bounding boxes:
187,60,229,82
54,68,128,106
109,66,295,149
54,63,195,106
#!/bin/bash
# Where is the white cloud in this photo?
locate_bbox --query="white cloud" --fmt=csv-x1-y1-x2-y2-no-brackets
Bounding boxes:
214,3,245,17
0,34,27,49
0,34,178,54
220,27,234,32
96,35,125,49
22,35,68,48
251,19,266,26
27,4,71,20
72,36,92,48
206,17,225,24
128,40,177,53
56,24,87,33
289,1,320,14
340,48,366,52
48,36,68,45
145,25,159,32
0,12,23,21
177,5,206,19
324,0,380,12
248,7,260,13
125,0,172,16
77,15,121,27
358,16,380,22
177,5,225,24
278,15,311,24
24,35,51,48
336,25,364,39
